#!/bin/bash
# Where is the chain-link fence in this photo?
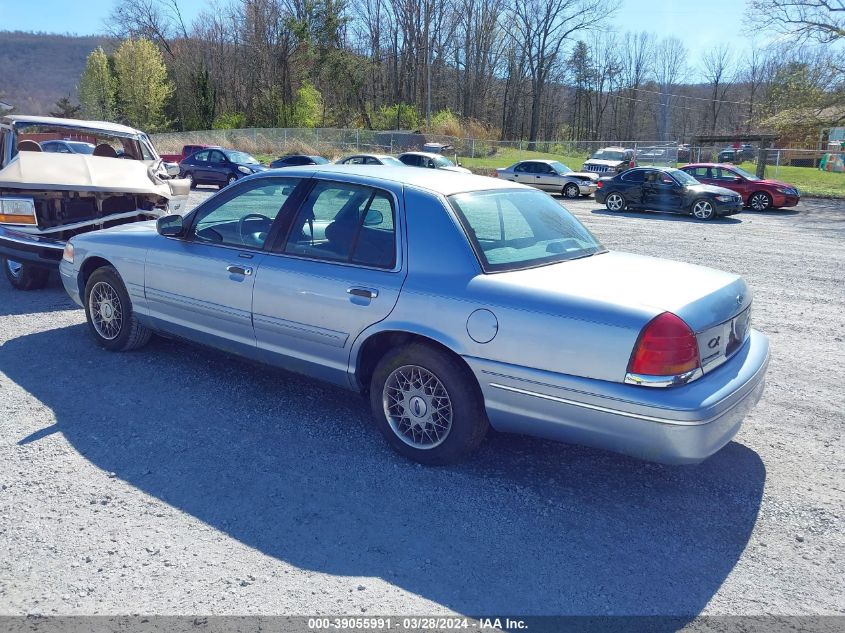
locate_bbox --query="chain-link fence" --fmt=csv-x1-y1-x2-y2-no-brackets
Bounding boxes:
150,127,679,165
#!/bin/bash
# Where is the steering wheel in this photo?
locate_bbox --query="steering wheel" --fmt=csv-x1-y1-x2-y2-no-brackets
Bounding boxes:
238,213,273,245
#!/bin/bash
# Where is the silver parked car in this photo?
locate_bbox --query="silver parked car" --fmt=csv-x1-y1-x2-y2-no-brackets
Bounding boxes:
335,154,406,166
496,159,598,198
60,166,769,466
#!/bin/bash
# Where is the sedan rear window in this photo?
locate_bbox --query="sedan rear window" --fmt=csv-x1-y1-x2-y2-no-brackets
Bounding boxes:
449,189,604,272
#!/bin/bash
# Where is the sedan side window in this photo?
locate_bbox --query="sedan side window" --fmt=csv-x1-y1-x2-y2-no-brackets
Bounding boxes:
191,178,300,249
621,170,645,183
714,168,737,181
284,182,396,269
193,150,209,163
514,162,529,173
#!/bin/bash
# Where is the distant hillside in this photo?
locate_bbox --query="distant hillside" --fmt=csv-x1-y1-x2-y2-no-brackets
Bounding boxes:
0,31,111,115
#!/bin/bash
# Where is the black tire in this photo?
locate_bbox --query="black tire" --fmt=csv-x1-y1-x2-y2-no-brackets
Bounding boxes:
748,191,773,211
605,192,626,212
3,257,49,290
369,343,488,465
83,266,151,351
691,198,716,221
563,182,580,199
225,174,237,187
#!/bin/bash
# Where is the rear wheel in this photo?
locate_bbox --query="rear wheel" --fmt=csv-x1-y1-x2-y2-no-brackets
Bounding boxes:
605,192,626,211
3,258,49,290
563,183,580,199
691,199,716,220
749,191,772,211
84,266,151,351
369,343,488,465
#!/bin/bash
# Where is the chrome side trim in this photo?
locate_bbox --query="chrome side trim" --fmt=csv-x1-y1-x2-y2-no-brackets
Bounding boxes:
490,381,726,426
624,368,703,388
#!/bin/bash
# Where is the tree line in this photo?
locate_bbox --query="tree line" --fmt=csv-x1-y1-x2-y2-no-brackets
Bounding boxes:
71,0,844,145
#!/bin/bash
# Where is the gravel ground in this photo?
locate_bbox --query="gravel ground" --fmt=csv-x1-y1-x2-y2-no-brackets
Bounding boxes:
0,188,843,622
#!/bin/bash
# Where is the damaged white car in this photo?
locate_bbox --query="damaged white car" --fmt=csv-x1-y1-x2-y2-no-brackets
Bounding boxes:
0,115,189,290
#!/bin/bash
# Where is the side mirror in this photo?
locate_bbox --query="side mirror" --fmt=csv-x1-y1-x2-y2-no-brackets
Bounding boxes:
733,176,742,182
165,162,180,177
363,209,384,227
156,214,184,237
457,161,463,167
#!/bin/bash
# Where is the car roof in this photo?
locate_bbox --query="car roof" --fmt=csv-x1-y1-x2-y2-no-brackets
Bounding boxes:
515,158,557,164
399,151,444,158
682,162,737,168
341,153,393,159
258,164,522,196
2,114,143,135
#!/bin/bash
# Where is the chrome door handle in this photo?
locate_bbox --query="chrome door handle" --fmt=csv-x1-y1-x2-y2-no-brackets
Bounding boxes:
347,287,378,299
227,265,253,276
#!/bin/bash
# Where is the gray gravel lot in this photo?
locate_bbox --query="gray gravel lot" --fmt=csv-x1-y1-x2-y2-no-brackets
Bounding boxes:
0,187,843,621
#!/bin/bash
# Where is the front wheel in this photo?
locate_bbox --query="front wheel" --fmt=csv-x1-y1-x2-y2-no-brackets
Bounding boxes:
691,199,716,220
225,175,237,187
749,191,772,211
84,266,152,351
3,258,49,290
369,343,488,465
563,183,580,199
605,192,626,211
183,172,195,189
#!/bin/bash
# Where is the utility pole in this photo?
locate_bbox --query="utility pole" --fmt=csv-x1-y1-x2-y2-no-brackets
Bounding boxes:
426,40,432,130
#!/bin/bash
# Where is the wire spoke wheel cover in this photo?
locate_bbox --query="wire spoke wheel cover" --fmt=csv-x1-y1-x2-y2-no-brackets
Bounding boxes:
383,365,453,450
88,281,124,340
607,193,624,211
693,200,714,219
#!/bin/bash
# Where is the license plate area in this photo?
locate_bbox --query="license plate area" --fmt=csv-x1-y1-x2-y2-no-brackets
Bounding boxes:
697,306,751,372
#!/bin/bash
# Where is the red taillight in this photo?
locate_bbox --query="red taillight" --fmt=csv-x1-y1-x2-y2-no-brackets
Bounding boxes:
492,171,498,178
629,160,635,168
596,180,603,188
628,312,700,376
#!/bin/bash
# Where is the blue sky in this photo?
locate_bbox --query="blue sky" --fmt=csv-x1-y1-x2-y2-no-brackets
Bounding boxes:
0,0,752,62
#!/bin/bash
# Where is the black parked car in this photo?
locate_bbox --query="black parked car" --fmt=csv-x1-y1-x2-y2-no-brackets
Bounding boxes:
594,167,743,221
270,154,329,168
179,148,266,189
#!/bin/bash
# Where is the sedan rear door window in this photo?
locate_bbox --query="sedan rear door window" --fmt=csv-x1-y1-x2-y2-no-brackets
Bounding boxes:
284,182,396,268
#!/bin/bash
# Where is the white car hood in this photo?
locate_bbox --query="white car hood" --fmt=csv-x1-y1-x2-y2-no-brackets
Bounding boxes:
441,165,472,174
0,152,179,198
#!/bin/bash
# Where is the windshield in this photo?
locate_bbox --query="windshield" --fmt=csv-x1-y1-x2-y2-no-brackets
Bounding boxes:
224,150,259,164
66,141,95,154
433,155,455,167
669,169,699,186
732,166,759,181
12,122,149,160
449,189,605,272
549,161,573,175
591,149,627,161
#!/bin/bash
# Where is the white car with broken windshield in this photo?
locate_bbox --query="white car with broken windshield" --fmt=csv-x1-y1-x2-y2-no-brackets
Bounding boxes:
0,115,188,290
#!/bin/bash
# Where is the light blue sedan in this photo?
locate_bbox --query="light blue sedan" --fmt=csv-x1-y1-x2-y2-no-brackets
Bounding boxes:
60,166,769,465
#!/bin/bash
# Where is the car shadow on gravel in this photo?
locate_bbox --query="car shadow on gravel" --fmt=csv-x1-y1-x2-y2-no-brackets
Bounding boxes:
0,276,78,317
590,209,743,224
4,324,766,623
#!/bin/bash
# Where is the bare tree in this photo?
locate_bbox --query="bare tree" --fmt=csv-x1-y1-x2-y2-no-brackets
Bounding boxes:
747,0,845,44
701,45,734,135
507,0,616,148
654,37,686,140
618,31,654,139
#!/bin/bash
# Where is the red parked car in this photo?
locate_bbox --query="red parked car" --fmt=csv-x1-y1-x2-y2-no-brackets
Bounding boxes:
680,163,800,211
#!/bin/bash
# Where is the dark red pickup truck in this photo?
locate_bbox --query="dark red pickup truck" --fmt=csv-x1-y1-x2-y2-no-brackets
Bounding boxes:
159,144,218,163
